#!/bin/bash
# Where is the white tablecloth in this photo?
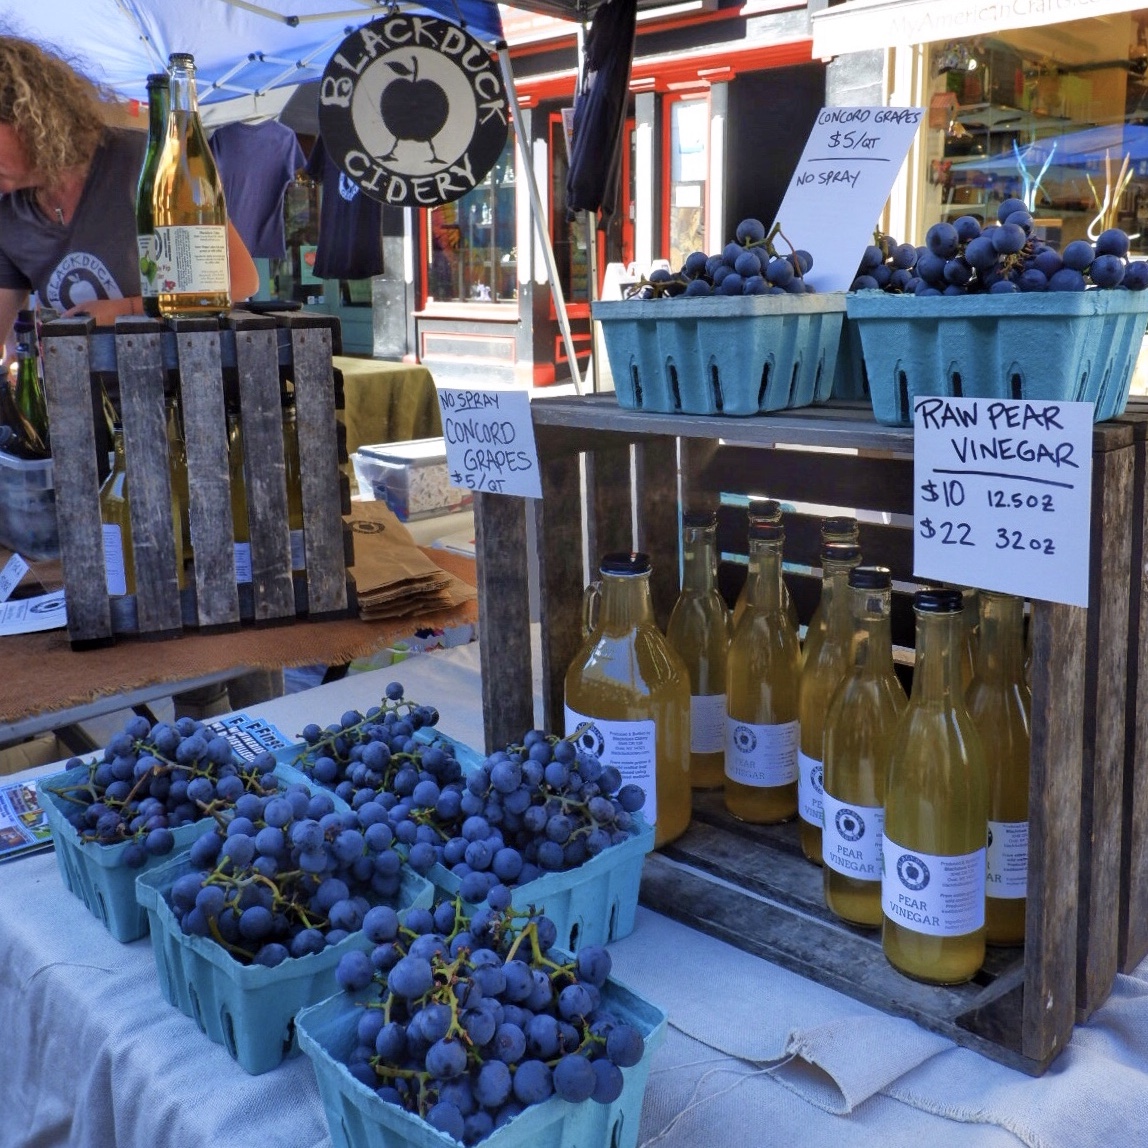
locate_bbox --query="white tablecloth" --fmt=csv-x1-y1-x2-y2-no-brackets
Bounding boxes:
5,646,1148,1148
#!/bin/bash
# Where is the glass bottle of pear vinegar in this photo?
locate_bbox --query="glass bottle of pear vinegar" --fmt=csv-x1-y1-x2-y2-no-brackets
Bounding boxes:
725,522,801,824
666,511,731,790
797,541,861,864
565,553,692,848
966,590,1031,946
822,566,907,927
882,589,988,985
732,498,798,633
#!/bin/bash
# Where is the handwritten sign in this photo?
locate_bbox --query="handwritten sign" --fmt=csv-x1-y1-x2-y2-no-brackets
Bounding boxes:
769,106,925,292
913,397,1093,607
437,387,542,499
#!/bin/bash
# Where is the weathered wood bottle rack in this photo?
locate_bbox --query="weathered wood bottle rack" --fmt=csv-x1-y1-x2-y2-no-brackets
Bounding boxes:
473,391,1148,1076
40,311,354,648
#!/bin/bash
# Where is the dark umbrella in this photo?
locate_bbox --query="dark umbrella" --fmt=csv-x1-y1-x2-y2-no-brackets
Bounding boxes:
565,0,638,226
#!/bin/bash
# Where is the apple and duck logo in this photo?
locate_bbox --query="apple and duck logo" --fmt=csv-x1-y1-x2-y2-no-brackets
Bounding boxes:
319,16,509,209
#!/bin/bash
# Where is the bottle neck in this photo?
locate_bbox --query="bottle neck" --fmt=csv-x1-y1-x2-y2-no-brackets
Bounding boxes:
168,64,199,117
746,538,784,611
822,558,859,626
911,609,963,704
681,525,717,593
112,431,126,470
599,571,655,628
148,86,170,140
974,592,1025,683
852,585,894,674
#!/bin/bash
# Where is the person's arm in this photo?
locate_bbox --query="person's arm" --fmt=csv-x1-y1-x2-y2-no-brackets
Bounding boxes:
228,221,260,302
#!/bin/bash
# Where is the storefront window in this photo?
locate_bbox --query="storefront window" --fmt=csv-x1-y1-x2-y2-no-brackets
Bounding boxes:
425,132,517,303
551,112,590,304
666,95,708,268
927,12,1148,253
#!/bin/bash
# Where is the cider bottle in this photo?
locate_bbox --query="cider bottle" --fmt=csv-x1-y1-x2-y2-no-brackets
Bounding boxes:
883,589,988,984
966,590,1030,946
165,392,192,560
282,392,306,571
732,498,798,632
802,516,860,666
227,406,253,585
797,541,861,864
136,72,169,315
725,522,801,823
823,566,907,928
666,510,730,789
565,552,692,847
153,53,231,317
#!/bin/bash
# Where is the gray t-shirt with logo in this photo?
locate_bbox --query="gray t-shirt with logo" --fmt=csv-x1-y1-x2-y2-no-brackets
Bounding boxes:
0,127,144,312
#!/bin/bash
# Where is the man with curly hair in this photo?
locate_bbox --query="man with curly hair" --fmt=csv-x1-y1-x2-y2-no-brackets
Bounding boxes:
0,35,259,357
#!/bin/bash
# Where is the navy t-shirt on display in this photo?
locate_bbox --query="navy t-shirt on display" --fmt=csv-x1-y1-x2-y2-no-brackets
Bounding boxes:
209,120,306,259
304,136,384,281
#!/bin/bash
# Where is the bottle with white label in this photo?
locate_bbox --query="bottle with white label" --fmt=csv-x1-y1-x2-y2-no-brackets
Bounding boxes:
883,588,988,985
666,510,730,790
153,53,231,317
564,552,691,848
822,566,906,927
966,589,1030,946
801,516,859,668
732,498,798,634
798,541,861,865
725,521,801,824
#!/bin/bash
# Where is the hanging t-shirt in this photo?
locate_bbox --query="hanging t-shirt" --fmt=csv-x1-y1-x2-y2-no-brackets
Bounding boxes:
304,135,384,281
0,127,144,312
209,120,306,259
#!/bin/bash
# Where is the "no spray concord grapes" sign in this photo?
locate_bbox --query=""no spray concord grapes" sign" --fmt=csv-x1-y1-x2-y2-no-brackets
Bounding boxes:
318,16,509,208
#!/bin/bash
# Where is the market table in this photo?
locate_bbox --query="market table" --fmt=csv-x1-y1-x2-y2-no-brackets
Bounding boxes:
334,355,442,455
4,645,1148,1148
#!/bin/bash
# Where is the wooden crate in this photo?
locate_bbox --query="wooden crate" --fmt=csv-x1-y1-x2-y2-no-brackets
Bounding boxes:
473,392,1144,1075
40,312,354,647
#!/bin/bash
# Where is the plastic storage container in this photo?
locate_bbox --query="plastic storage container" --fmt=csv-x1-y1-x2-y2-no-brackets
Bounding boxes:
846,288,1148,425
351,437,473,520
296,963,668,1148
135,853,434,1075
592,293,845,416
0,449,58,559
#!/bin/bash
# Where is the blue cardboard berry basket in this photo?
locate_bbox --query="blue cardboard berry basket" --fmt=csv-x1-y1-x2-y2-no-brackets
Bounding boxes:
295,962,667,1148
845,288,1148,425
38,764,219,943
134,852,434,1075
593,293,845,416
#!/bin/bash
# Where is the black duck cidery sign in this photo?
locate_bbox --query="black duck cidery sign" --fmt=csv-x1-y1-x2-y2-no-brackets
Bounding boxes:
318,16,509,208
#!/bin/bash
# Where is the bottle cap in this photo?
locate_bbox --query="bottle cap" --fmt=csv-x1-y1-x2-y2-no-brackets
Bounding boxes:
914,587,963,613
682,510,716,529
849,565,891,590
822,515,858,538
146,73,169,88
600,552,651,576
748,522,784,542
823,542,860,564
747,497,781,522
168,52,196,69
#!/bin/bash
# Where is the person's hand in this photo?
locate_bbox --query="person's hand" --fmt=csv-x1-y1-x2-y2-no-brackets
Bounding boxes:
60,297,142,324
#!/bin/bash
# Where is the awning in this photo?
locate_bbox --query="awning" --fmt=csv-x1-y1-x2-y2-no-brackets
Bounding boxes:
811,0,1148,60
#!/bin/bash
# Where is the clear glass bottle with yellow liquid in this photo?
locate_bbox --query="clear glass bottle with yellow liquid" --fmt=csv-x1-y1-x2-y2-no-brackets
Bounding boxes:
165,393,192,562
565,552,692,848
882,588,988,985
226,406,252,585
666,511,730,790
282,391,306,572
966,590,1030,946
797,541,861,864
802,516,860,667
725,522,801,824
732,498,798,633
822,566,907,928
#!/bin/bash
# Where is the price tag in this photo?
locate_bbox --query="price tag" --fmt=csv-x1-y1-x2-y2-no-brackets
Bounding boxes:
769,106,925,292
913,397,1093,607
437,387,542,500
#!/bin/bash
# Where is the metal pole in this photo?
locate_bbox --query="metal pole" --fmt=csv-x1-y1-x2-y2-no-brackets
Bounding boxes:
496,43,584,395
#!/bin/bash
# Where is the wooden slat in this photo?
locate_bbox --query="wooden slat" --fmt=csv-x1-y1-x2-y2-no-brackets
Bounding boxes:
39,318,112,645
1076,429,1133,1019
635,436,679,630
475,492,532,752
171,320,241,629
289,323,347,617
231,316,294,623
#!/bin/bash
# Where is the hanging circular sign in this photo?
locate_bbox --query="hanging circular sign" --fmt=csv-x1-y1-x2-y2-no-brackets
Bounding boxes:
318,16,509,208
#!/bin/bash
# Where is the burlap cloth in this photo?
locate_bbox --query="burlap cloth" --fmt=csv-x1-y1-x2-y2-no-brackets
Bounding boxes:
0,508,477,728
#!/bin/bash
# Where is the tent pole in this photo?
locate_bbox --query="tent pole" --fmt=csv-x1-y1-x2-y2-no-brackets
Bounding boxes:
587,211,601,393
497,42,584,396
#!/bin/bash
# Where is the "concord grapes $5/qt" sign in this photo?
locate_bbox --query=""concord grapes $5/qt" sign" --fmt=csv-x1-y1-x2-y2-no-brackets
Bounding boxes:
319,16,509,208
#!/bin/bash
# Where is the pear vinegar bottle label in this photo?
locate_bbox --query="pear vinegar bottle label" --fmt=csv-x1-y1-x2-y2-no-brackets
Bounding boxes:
986,820,1028,899
822,790,883,880
690,693,726,755
724,718,798,787
564,707,657,826
882,837,986,937
797,749,824,828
